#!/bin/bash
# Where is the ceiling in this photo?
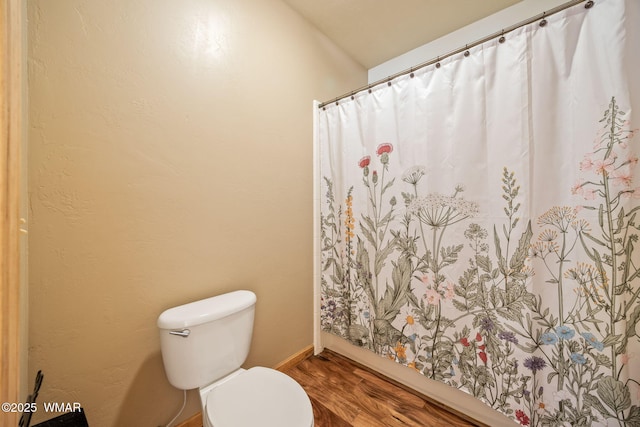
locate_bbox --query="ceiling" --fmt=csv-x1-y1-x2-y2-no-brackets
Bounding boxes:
282,0,522,69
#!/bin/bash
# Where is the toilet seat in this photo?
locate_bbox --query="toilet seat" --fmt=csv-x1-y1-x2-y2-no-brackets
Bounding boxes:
205,367,314,427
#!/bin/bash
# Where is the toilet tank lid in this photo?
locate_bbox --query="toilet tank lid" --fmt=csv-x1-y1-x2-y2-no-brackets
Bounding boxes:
157,290,256,329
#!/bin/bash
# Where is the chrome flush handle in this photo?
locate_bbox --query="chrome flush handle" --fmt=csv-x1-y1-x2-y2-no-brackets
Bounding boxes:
169,329,190,338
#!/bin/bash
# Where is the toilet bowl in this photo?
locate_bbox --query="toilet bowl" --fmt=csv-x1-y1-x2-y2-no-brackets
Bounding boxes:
201,367,313,427
157,290,314,427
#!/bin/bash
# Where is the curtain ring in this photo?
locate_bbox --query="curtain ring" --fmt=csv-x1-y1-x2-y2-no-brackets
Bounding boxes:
499,30,505,44
387,78,392,87
585,0,594,8
410,67,415,78
539,12,547,27
464,45,470,57
435,57,441,68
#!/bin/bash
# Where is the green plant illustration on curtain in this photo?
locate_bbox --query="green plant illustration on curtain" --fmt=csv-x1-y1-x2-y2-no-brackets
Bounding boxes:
320,97,640,426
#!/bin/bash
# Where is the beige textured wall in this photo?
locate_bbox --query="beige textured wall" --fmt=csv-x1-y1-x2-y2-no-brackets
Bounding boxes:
26,0,365,425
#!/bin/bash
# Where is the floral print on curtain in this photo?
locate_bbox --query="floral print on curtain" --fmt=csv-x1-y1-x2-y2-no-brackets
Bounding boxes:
321,99,640,426
318,1,640,425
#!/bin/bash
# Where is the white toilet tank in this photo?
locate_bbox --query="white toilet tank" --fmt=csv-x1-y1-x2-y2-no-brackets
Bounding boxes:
157,290,257,390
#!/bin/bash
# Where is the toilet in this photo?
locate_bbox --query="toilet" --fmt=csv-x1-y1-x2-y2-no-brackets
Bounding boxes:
157,290,314,427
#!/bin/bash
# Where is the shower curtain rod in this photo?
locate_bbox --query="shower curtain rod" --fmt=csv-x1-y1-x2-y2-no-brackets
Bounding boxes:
318,0,592,109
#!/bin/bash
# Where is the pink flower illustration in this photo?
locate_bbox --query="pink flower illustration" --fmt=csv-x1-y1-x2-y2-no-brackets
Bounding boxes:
478,351,487,364
425,288,440,305
444,282,455,300
593,157,616,175
359,156,371,168
572,180,598,200
376,143,393,155
621,187,640,199
571,179,585,195
611,169,633,188
580,154,594,171
582,188,597,200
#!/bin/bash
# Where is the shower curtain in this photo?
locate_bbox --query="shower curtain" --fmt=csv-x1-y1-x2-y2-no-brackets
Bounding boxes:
317,0,640,425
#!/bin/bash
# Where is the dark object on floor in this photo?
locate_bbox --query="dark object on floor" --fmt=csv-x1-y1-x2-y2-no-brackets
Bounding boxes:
32,409,89,427
19,370,44,427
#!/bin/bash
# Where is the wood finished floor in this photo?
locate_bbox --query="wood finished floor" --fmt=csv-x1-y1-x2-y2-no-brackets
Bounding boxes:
282,350,480,427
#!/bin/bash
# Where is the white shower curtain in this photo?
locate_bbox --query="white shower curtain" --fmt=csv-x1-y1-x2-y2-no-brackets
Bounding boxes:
318,0,640,425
